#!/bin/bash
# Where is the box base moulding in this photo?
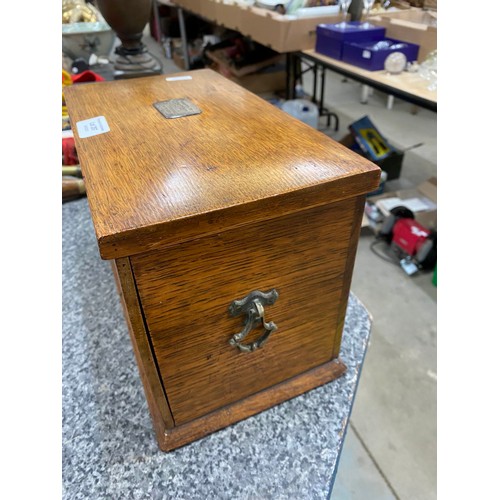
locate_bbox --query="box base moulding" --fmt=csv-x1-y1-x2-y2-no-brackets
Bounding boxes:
158,358,347,451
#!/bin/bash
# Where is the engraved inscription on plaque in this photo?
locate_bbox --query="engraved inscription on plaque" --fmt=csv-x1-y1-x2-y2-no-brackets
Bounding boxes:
153,98,202,119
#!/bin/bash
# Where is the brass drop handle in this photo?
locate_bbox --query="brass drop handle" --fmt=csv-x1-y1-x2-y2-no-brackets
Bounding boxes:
228,289,279,353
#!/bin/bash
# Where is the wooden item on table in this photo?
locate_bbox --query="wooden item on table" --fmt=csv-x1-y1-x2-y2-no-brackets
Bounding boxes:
62,175,86,201
63,69,380,451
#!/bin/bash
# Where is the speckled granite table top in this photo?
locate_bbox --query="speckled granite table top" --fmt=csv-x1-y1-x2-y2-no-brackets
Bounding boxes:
62,198,372,500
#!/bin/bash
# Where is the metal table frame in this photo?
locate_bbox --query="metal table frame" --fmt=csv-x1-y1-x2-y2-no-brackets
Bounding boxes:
290,50,437,114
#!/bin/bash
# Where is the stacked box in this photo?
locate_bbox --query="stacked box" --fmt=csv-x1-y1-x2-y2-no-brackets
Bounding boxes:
342,38,419,71
315,22,386,60
370,8,436,63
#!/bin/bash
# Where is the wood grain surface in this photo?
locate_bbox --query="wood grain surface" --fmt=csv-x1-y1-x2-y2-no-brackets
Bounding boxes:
159,358,346,451
332,195,366,359
111,258,175,434
131,198,360,425
63,68,380,260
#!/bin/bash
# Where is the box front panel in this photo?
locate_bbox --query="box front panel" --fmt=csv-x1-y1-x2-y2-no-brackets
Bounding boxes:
131,199,359,425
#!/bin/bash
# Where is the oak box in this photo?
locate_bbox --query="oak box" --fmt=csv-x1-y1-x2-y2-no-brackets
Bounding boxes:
64,69,380,451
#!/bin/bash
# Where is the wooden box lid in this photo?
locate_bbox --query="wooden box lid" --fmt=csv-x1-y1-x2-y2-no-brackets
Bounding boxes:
64,69,380,260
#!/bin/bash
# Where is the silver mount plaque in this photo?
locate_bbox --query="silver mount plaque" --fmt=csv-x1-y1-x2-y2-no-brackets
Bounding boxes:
153,98,202,119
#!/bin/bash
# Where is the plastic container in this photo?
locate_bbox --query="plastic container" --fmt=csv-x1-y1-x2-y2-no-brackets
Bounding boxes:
281,99,319,129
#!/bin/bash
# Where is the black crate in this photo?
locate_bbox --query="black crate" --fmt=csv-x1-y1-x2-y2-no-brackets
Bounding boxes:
370,148,404,181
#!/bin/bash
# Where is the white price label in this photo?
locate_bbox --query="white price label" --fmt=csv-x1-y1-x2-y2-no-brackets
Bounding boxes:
76,116,110,138
362,50,371,59
166,76,193,81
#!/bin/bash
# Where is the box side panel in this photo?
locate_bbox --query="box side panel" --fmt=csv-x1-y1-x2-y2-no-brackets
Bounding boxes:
111,258,175,435
332,195,366,358
198,0,218,21
131,199,358,425
240,7,288,50
216,1,244,32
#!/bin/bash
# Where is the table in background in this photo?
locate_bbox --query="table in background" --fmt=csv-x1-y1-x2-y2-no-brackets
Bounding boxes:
293,48,437,114
62,197,373,500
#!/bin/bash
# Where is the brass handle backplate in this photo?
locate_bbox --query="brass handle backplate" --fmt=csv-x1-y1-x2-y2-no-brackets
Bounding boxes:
228,289,279,353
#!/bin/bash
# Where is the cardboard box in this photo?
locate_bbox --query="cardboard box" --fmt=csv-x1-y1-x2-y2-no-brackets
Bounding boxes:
239,5,344,52
174,0,218,21
374,7,437,24
370,8,436,62
174,0,202,13
221,66,287,93
207,58,287,94
172,0,345,53
285,12,344,52
367,6,411,18
205,37,286,93
370,177,437,230
205,40,284,78
173,50,187,70
216,0,245,32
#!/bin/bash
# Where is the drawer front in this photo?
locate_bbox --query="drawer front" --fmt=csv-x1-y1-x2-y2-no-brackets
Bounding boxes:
131,198,360,425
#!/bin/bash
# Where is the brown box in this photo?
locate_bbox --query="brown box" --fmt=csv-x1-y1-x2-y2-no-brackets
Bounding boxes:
231,69,286,93
172,50,186,70
198,0,218,22
174,0,217,20
370,8,437,62
172,0,202,12
213,63,287,93
171,0,344,53
205,41,283,76
205,37,286,93
423,0,437,11
240,6,343,52
64,69,380,451
367,5,411,18
216,0,245,31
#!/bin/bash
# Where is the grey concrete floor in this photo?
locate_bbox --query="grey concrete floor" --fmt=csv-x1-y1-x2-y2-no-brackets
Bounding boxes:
122,30,437,500
307,65,437,500
291,67,437,500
